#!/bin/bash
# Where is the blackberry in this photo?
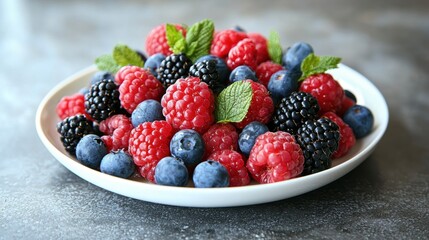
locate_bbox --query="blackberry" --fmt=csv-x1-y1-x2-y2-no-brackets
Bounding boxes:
195,55,230,83
57,114,99,155
85,79,121,121
189,59,224,92
296,118,340,175
157,53,192,88
271,92,320,134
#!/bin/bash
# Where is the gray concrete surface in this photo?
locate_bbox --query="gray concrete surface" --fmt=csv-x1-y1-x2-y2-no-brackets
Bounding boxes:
1,0,428,239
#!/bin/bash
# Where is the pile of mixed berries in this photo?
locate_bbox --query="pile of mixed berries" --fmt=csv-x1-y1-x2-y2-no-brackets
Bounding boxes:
56,19,374,188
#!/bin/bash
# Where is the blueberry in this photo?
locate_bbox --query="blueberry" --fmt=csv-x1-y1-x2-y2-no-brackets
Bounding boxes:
229,65,258,83
100,150,135,178
268,68,300,105
342,105,374,138
170,129,205,167
282,42,314,71
131,99,164,127
233,25,246,32
76,134,108,169
196,55,230,83
135,50,147,63
238,121,269,156
192,159,229,188
91,71,115,86
79,87,89,95
193,160,229,188
144,53,166,78
154,157,189,186
344,89,357,102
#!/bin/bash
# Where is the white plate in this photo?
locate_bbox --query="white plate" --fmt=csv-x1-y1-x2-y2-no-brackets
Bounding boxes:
35,64,389,208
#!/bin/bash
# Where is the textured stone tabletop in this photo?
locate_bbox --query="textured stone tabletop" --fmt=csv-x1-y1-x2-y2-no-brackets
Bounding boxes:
1,0,428,239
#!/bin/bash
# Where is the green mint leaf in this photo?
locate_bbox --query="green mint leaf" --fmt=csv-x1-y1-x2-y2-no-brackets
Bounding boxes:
95,54,121,74
268,31,282,64
185,19,214,62
187,42,198,57
113,44,144,67
173,38,187,54
166,23,186,54
299,53,342,81
215,81,253,123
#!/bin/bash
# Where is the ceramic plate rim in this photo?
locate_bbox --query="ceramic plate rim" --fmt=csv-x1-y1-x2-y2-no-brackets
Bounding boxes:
35,64,389,207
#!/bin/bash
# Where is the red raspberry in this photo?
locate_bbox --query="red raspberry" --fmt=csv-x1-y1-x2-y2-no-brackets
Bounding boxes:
115,65,133,85
99,114,133,152
118,66,164,113
202,123,239,157
56,93,91,120
255,61,284,87
145,24,186,56
208,150,250,187
248,33,270,64
227,38,258,71
337,96,356,117
210,30,248,58
161,77,215,134
128,120,174,182
299,73,345,115
235,80,274,129
247,131,304,183
322,112,356,159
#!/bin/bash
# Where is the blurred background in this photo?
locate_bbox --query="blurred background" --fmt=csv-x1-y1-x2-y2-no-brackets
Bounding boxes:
1,0,428,239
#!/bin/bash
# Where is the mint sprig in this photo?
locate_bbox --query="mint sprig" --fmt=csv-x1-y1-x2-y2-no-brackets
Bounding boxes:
166,24,187,54
95,44,144,74
95,54,121,74
215,81,253,123
299,53,342,81
166,19,214,62
268,31,282,64
113,44,144,67
185,19,214,62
